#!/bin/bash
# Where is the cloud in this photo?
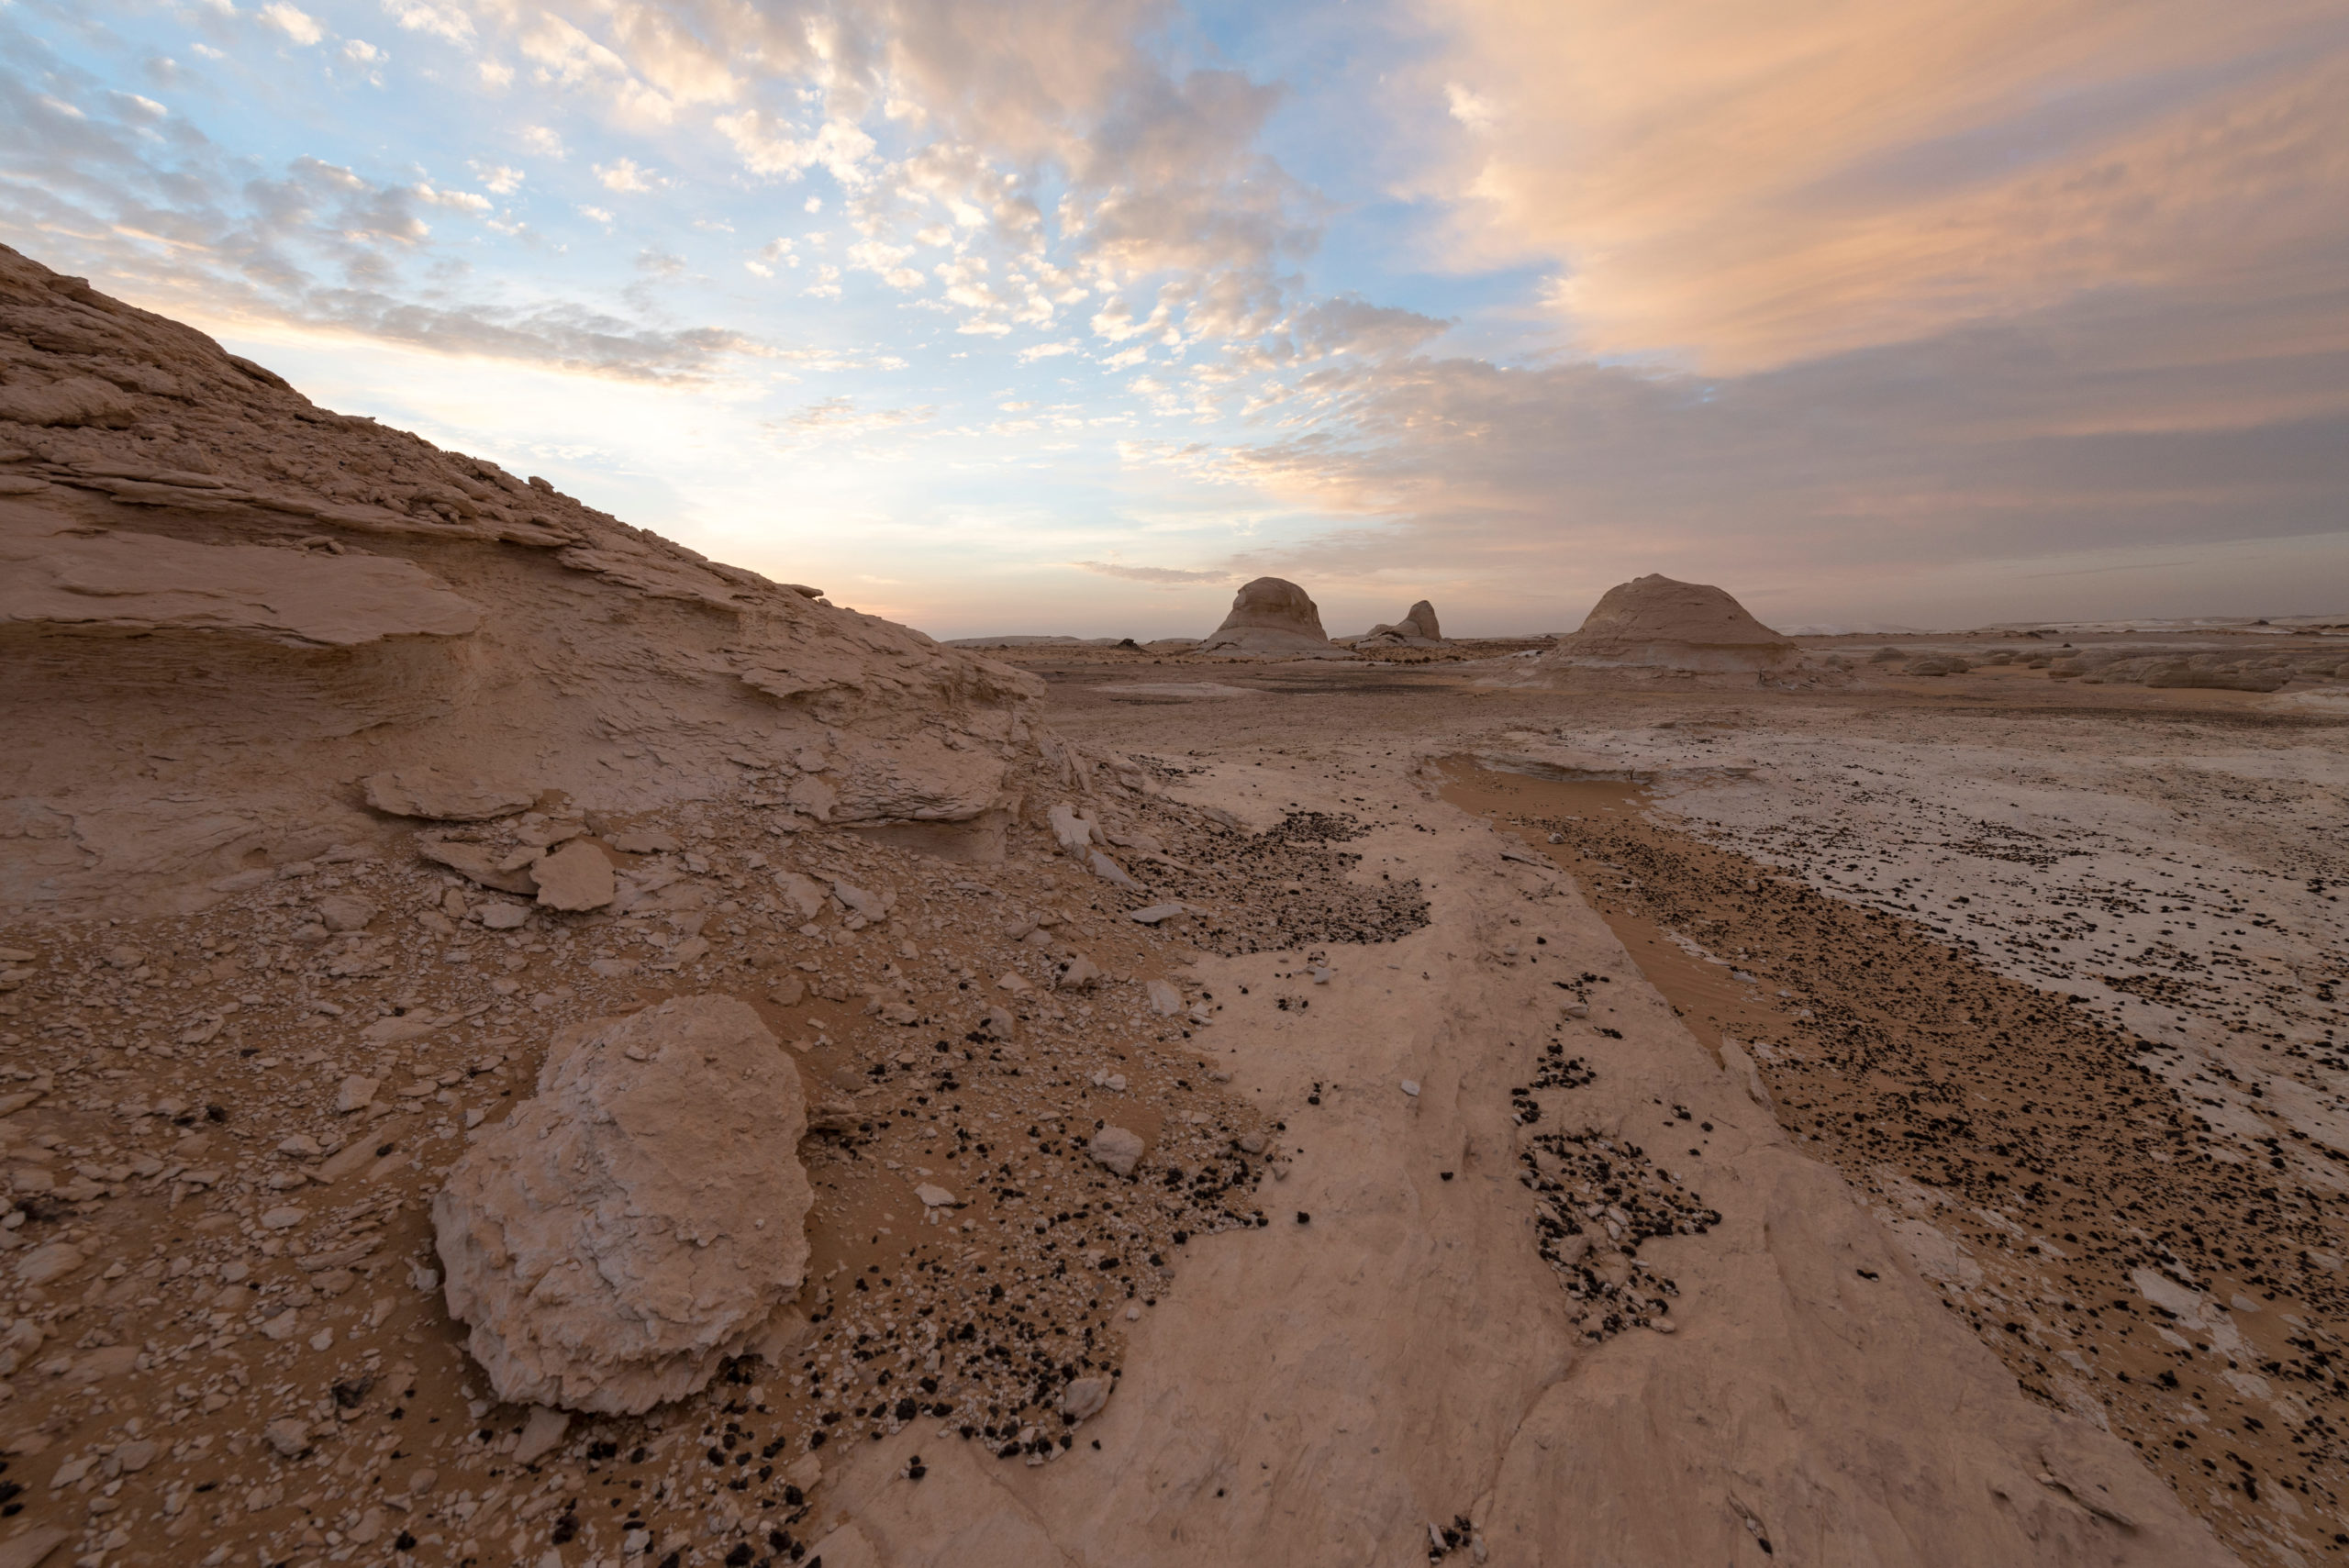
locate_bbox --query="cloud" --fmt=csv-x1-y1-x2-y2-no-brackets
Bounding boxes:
384,0,473,45
1182,274,2349,615
1072,561,1230,584
714,109,875,186
594,157,658,193
470,161,523,195
0,63,763,384
1417,0,2349,373
415,183,489,212
763,395,938,443
259,3,322,46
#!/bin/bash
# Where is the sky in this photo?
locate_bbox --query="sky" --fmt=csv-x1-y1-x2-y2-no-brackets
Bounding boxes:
4,0,2345,638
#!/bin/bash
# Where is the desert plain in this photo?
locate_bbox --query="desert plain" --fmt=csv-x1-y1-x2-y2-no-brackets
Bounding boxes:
2,242,2347,1568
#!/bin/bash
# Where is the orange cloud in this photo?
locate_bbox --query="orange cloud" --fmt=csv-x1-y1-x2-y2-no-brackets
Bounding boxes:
1418,0,2349,370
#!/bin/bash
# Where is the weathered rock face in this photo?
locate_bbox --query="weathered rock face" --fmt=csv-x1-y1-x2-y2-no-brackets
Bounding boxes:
1196,577,1340,656
0,242,1044,916
1356,599,1444,647
1522,573,1836,688
432,995,813,1415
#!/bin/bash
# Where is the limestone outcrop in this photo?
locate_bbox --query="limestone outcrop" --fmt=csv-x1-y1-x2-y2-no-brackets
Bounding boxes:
432,995,813,1414
1355,599,1444,648
0,242,1044,917
1196,577,1341,656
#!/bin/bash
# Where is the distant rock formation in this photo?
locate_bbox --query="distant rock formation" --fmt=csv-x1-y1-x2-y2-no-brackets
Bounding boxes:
1196,576,1341,656
1520,573,1839,688
1356,600,1445,648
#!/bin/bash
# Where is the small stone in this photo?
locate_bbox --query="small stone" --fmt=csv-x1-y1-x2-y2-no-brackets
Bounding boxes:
1127,904,1185,925
315,895,377,932
1054,954,1104,990
334,1075,379,1114
610,828,680,855
260,1206,307,1230
14,1241,85,1287
532,840,615,912
478,902,530,930
1400,1080,1420,1097
914,1184,958,1209
1060,1376,1109,1421
1143,978,1184,1016
1238,1132,1266,1155
1089,1126,1144,1178
264,1418,312,1458
831,881,889,921
114,1440,158,1473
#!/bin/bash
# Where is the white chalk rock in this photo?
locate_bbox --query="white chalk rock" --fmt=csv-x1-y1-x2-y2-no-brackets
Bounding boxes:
433,995,813,1414
1090,1125,1145,1178
1196,576,1342,657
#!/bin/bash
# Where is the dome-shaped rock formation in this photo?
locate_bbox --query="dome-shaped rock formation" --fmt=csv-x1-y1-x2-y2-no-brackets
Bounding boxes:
1196,577,1341,656
1521,574,1837,688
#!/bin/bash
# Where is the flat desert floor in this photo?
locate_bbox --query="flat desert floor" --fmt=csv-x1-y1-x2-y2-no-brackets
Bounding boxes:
4,634,2343,1568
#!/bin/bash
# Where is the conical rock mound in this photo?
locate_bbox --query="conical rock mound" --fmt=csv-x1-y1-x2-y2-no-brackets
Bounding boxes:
1196,576,1341,656
1524,573,1838,688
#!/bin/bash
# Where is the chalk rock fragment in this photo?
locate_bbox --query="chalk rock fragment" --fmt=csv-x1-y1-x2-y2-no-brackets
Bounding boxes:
1090,1125,1144,1178
512,1407,571,1464
432,995,813,1414
314,895,377,932
1144,978,1184,1016
532,840,615,911
363,769,536,822
1061,1375,1109,1420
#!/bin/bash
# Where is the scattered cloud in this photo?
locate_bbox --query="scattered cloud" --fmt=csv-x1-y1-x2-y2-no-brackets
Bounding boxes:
1072,562,1230,584
383,0,472,45
415,183,490,212
763,395,938,444
594,157,658,193
259,3,322,46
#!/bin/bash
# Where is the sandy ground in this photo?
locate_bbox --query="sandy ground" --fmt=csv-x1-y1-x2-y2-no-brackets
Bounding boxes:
6,639,2344,1568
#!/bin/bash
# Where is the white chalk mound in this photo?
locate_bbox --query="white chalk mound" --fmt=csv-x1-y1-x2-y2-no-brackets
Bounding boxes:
1356,599,1444,648
1524,574,1837,689
1196,577,1341,656
433,995,813,1415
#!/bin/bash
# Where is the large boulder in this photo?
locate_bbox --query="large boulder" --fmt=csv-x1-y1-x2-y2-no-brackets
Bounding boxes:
1196,577,1341,656
433,995,813,1414
1521,574,1835,688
